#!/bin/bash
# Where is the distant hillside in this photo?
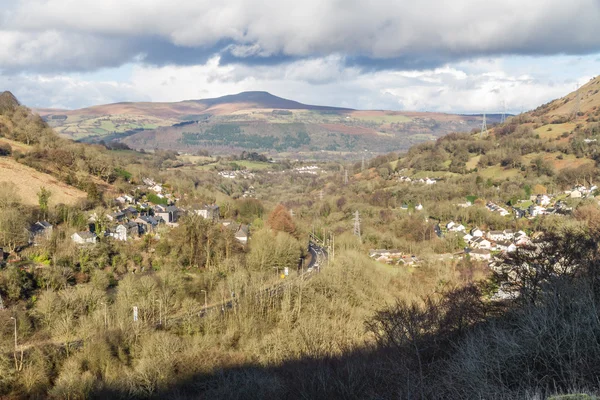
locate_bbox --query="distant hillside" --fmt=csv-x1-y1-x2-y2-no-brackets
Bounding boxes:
35,91,494,158
392,75,600,185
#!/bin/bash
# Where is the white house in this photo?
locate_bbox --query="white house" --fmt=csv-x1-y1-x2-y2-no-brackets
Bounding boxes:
195,205,220,222
537,194,551,206
415,203,424,211
570,190,582,198
151,184,163,193
529,205,546,217
470,227,484,237
469,249,491,261
110,222,141,241
487,231,507,241
425,178,437,185
233,224,250,244
463,233,474,243
472,237,492,250
446,221,455,230
71,231,97,245
496,240,517,253
503,229,515,240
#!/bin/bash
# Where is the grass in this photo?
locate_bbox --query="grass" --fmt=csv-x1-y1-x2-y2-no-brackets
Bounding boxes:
234,160,272,170
0,157,86,206
479,165,521,180
466,155,481,170
535,123,576,140
0,137,32,153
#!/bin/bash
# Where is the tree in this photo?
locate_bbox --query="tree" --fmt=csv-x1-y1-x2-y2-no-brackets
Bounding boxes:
0,207,29,253
37,186,51,219
267,204,296,236
0,142,11,156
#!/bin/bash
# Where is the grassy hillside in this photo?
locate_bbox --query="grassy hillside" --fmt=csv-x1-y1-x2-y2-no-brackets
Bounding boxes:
392,76,600,186
0,155,86,206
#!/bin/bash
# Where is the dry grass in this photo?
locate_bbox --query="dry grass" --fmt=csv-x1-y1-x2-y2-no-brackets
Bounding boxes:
0,137,32,153
0,157,86,206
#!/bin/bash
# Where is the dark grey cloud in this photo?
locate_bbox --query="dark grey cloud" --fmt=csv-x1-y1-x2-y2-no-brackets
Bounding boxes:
0,0,599,74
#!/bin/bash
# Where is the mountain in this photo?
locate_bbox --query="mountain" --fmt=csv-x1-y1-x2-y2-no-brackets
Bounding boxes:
35,92,495,158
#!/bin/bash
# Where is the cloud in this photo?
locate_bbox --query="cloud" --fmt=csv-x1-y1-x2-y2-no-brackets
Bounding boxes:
0,0,599,72
5,53,586,114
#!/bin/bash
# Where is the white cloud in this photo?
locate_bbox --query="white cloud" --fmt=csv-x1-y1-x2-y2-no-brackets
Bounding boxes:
4,54,591,115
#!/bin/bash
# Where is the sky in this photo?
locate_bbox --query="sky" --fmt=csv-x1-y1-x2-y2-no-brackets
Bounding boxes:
0,0,599,113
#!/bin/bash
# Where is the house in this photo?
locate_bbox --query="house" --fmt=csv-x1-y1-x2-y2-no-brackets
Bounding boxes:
29,221,53,244
487,230,507,241
415,203,423,211
472,237,491,250
503,229,515,240
142,178,156,186
470,227,483,237
110,222,141,241
469,249,491,261
106,211,126,222
514,231,530,246
570,190,582,198
425,178,437,185
536,194,551,206
154,205,179,224
233,224,250,244
150,184,163,193
528,205,546,217
121,206,139,219
463,233,474,243
196,205,220,222
495,240,517,253
71,231,98,245
446,221,456,230
135,216,160,233
449,223,466,232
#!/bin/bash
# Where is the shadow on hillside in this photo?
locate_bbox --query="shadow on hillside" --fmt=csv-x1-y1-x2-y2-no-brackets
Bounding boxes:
92,346,408,400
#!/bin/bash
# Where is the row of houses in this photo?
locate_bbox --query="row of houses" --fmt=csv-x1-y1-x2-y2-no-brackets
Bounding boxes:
218,170,255,179
444,221,532,261
398,176,437,185
368,249,420,266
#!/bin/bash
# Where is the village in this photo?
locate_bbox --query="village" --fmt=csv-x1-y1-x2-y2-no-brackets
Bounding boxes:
4,177,251,261
369,183,599,268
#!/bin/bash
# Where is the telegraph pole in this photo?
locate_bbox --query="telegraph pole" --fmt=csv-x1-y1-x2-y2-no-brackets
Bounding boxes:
353,211,362,243
201,290,207,309
501,100,506,124
480,113,488,138
10,316,17,370
572,84,581,120
344,169,349,185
